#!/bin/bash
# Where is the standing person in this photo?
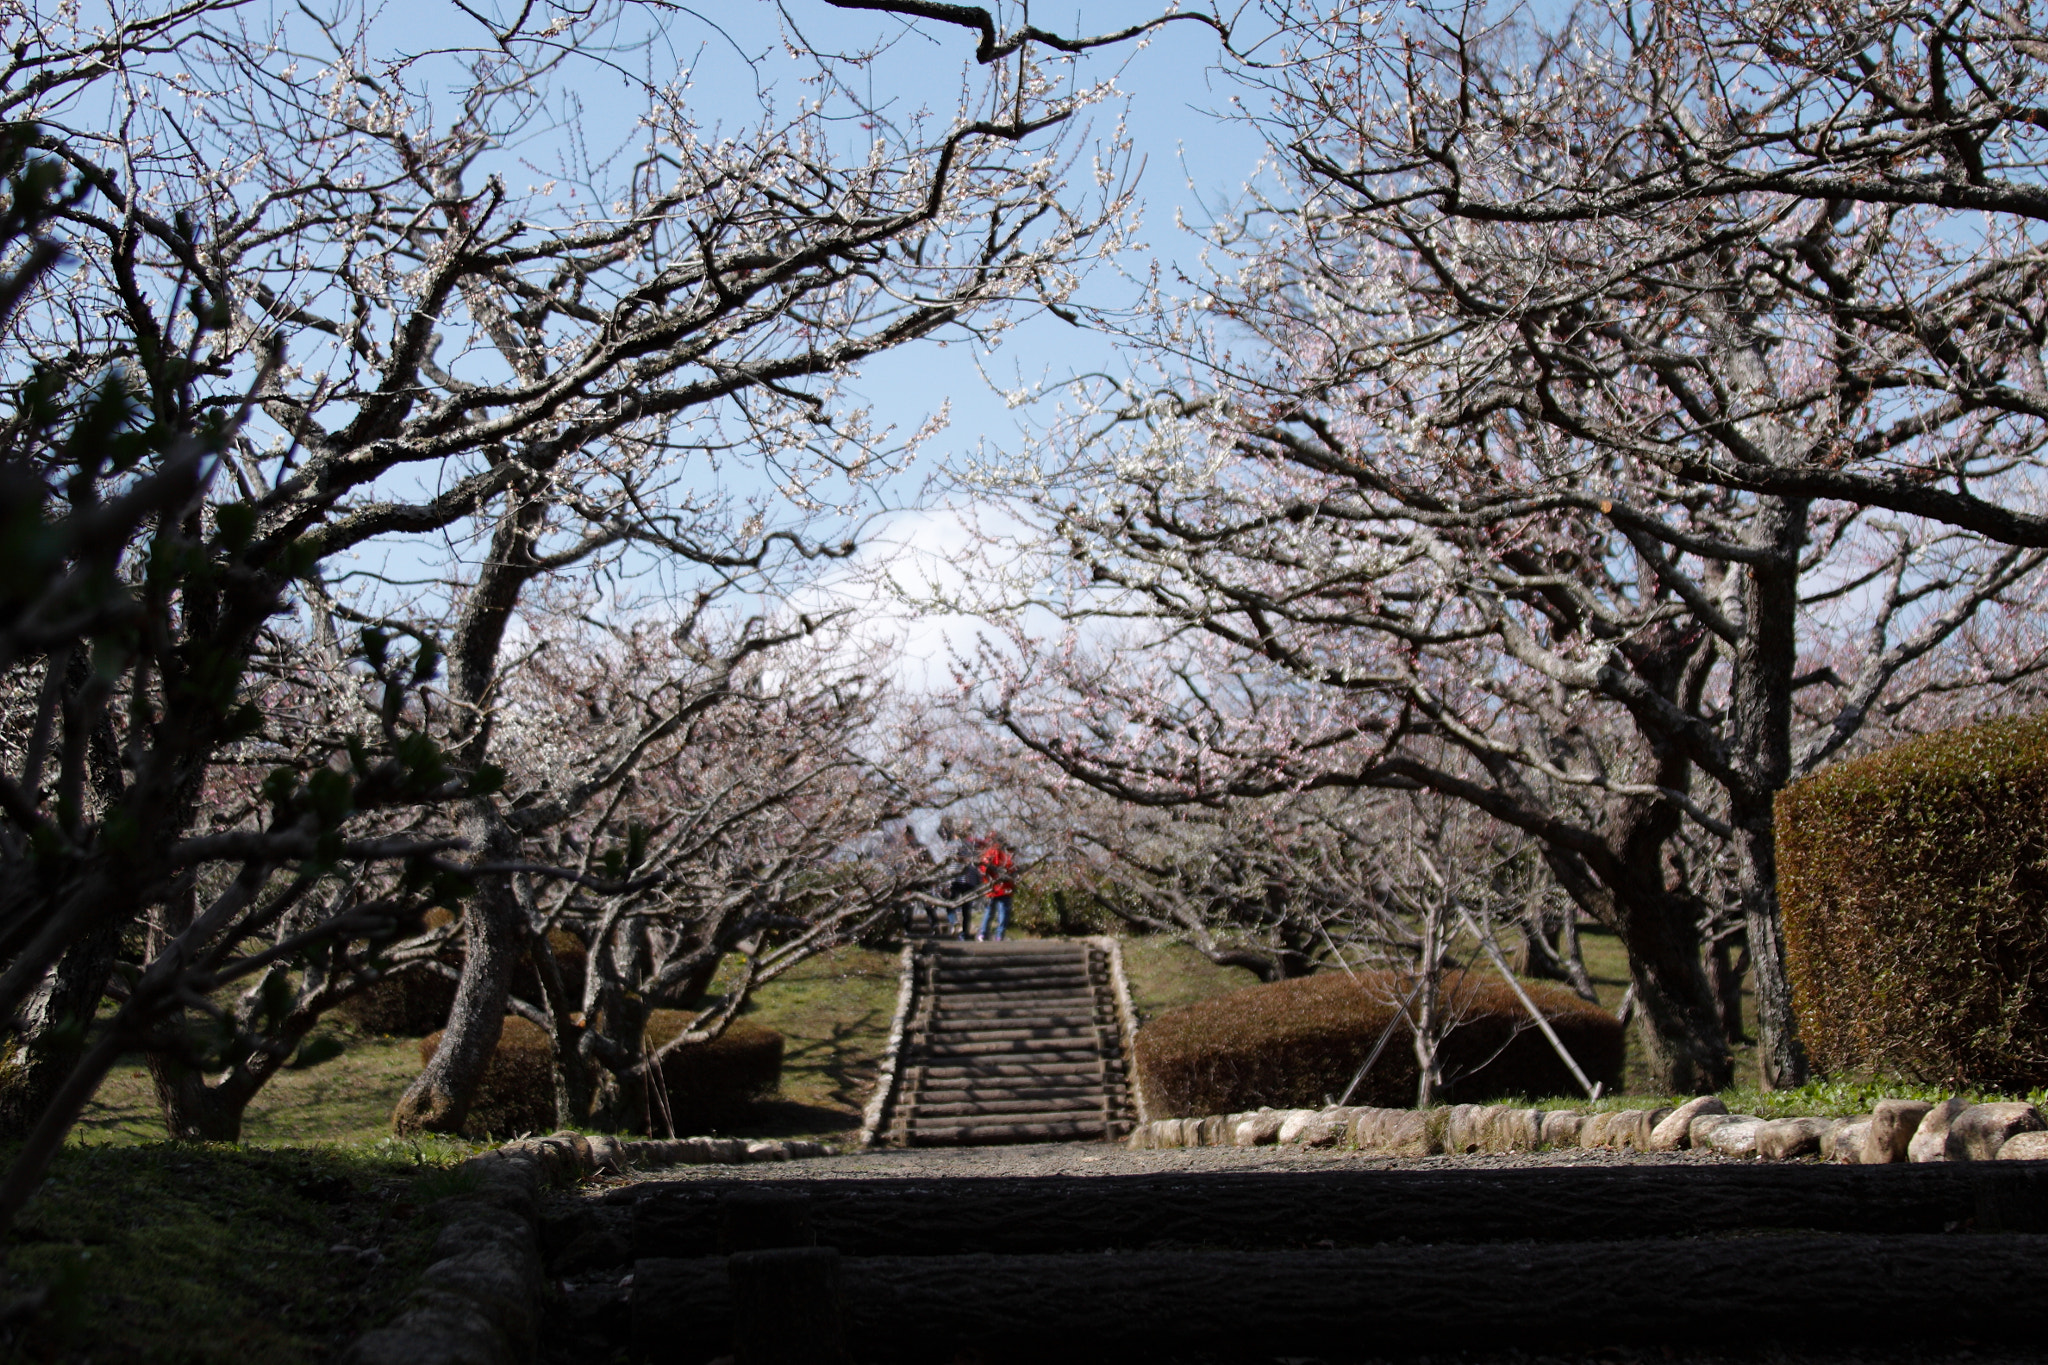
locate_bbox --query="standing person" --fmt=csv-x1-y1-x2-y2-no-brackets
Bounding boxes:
976,834,1016,942
940,817,980,939
899,825,942,936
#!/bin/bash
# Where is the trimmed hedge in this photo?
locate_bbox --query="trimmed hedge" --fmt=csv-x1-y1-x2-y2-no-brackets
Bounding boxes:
416,1010,784,1138
1134,969,1622,1117
339,923,586,1037
644,1012,784,1130
419,1015,556,1138
1779,712,2048,1088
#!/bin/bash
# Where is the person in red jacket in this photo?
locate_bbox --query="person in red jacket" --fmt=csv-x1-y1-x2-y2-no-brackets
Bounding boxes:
976,834,1015,941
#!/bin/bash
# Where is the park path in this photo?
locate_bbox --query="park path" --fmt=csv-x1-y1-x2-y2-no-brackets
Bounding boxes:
861,938,1138,1146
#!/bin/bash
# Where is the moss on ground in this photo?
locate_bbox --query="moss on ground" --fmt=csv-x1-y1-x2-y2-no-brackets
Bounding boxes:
0,1138,475,1364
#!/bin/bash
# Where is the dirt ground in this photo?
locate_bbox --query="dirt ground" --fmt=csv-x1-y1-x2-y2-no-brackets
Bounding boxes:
623,1135,1735,1184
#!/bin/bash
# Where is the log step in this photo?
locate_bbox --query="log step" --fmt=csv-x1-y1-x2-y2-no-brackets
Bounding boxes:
630,1231,2048,1358
873,937,1137,1148
910,1096,1106,1120
624,1164,2048,1259
915,1061,1106,1080
906,1119,1111,1144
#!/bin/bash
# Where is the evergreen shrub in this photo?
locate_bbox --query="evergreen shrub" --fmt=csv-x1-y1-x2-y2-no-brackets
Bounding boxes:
1778,712,2048,1088
644,1013,784,1130
340,921,586,1036
1134,969,1621,1117
418,1015,555,1138
335,908,461,1036
413,1010,783,1138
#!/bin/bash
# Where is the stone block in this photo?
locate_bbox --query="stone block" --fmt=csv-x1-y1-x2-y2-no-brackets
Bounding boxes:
1821,1116,1871,1163
1234,1110,1286,1146
1384,1109,1437,1156
1946,1102,2047,1161
1704,1116,1764,1158
1689,1113,1737,1148
1276,1109,1322,1144
1485,1108,1543,1153
1196,1114,1228,1146
1757,1116,1833,1161
1538,1110,1584,1148
586,1135,625,1174
1154,1119,1186,1148
1615,1108,1672,1152
1444,1104,1490,1154
1578,1111,1617,1149
1996,1131,2048,1161
1649,1096,1727,1151
1298,1113,1347,1147
1909,1097,1970,1162
1862,1099,1934,1165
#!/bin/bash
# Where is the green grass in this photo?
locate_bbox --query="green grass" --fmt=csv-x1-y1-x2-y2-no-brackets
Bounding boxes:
80,946,904,1149
699,944,903,1142
1,1138,474,1364
75,1020,427,1149
1118,936,1263,1022
1503,1078,2048,1118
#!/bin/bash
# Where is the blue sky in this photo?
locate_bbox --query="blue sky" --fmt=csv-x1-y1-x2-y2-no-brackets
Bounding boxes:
373,0,1266,496
309,1,1273,675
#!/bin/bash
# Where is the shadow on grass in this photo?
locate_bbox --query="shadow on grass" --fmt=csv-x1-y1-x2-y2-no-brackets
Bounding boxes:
775,1008,888,1113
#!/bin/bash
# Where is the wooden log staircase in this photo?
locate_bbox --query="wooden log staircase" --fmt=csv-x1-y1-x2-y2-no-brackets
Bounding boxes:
861,938,1140,1148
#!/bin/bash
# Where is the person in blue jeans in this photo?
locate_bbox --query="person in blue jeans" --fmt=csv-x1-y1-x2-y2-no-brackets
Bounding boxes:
976,834,1015,941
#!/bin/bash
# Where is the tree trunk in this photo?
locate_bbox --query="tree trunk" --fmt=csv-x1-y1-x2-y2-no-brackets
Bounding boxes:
586,996,656,1134
1556,905,1597,1003
0,918,121,1139
1411,910,1443,1107
391,801,523,1134
1547,851,1729,1092
1734,796,1806,1087
1617,891,1731,1094
1705,929,1750,1044
1729,495,1811,1088
1517,899,1598,1002
144,1052,247,1142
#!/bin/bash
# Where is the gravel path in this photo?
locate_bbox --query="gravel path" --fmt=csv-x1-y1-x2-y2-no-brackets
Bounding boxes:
624,1137,1734,1184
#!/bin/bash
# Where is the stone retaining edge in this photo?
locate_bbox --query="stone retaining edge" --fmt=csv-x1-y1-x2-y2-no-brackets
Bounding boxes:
858,941,921,1150
1129,1097,2048,1166
340,1130,836,1365
1091,934,1148,1127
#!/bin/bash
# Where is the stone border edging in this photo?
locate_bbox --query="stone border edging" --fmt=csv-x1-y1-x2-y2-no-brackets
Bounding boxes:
858,941,920,1149
1130,1096,2048,1165
1091,934,1148,1127
341,1131,835,1365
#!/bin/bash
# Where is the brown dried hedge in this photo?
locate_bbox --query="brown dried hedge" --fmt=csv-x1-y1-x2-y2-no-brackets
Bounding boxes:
419,1015,556,1138
644,1012,785,1130
416,1009,784,1137
1778,712,2048,1088
339,922,586,1037
1134,969,1622,1117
